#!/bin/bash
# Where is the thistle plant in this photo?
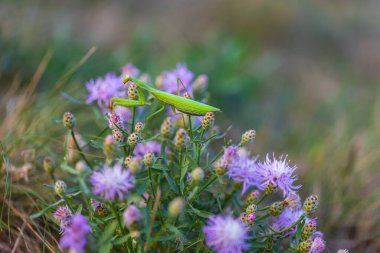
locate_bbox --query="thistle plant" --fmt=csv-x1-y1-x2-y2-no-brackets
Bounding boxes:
32,62,340,253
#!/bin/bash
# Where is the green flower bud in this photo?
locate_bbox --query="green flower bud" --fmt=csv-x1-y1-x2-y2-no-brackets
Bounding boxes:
265,181,277,195
128,83,139,100
112,128,125,144
240,129,256,146
134,122,144,134
245,190,260,206
191,167,205,184
143,152,154,167
296,240,312,253
201,112,215,130
124,156,133,167
55,180,67,197
127,132,140,148
160,117,174,138
214,158,227,175
103,135,117,162
245,204,257,214
243,212,255,225
303,195,319,215
43,156,55,174
269,201,285,216
128,157,141,174
75,160,87,173
301,219,317,241
63,112,76,129
174,129,188,150
168,197,185,218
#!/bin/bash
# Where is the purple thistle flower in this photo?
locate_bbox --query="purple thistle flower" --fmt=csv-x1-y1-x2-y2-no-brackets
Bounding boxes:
272,207,306,234
90,163,135,201
121,63,140,77
227,155,259,195
310,234,326,253
160,63,194,95
85,73,125,112
59,214,90,253
203,215,249,253
255,154,301,197
134,140,162,158
53,206,72,232
123,205,142,227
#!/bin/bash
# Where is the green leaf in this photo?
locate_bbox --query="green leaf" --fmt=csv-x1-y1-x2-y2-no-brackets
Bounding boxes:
98,242,112,253
113,234,132,245
163,171,178,194
98,220,118,244
30,199,65,219
188,204,213,218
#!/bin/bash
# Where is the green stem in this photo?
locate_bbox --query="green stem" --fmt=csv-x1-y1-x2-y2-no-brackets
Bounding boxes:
187,115,194,141
148,167,156,201
256,193,268,206
111,203,129,252
189,175,218,202
197,129,205,166
131,107,136,133
70,130,92,170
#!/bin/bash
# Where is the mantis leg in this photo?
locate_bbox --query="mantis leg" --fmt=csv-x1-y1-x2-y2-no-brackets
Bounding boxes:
110,86,146,111
146,102,166,126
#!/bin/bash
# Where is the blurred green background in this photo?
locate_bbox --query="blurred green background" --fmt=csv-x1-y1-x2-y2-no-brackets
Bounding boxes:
1,0,380,251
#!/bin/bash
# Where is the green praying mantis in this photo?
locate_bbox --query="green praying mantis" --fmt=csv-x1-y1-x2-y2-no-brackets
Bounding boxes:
110,75,221,124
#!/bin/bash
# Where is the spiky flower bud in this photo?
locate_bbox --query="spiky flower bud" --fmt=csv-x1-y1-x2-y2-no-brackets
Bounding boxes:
134,122,144,134
269,201,285,216
43,156,55,174
190,167,205,184
296,240,312,253
201,112,215,130
301,219,317,241
245,190,260,206
127,132,140,148
128,83,139,100
240,129,256,146
214,158,227,175
143,152,154,167
183,92,191,99
75,160,87,173
55,180,67,197
112,128,125,143
174,129,188,150
160,117,174,138
63,112,76,129
128,157,141,174
244,212,256,225
303,195,319,215
245,204,257,214
124,156,133,167
265,181,277,195
103,135,117,162
168,197,185,218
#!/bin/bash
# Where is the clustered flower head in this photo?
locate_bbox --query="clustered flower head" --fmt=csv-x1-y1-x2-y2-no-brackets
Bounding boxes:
90,162,134,201
59,214,91,253
203,215,249,253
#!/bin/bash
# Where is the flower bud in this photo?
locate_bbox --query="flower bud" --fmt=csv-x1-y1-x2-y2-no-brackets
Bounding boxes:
301,219,317,241
134,122,144,134
296,240,312,253
174,129,188,150
63,112,76,129
107,112,122,130
55,180,67,197
201,112,215,130
143,152,154,167
128,83,139,100
160,117,174,138
168,197,184,218
123,205,142,231
155,74,164,88
245,190,260,206
190,167,205,184
269,201,285,216
43,156,55,174
103,135,117,162
214,158,227,175
112,128,125,144
124,156,133,167
193,74,208,93
244,212,255,225
128,157,141,174
127,132,140,148
245,204,257,214
90,199,108,217
283,193,301,209
75,160,87,173
303,195,319,215
265,181,277,195
240,129,256,146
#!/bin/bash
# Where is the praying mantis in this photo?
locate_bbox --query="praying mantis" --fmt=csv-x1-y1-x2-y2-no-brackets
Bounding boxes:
110,75,221,124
